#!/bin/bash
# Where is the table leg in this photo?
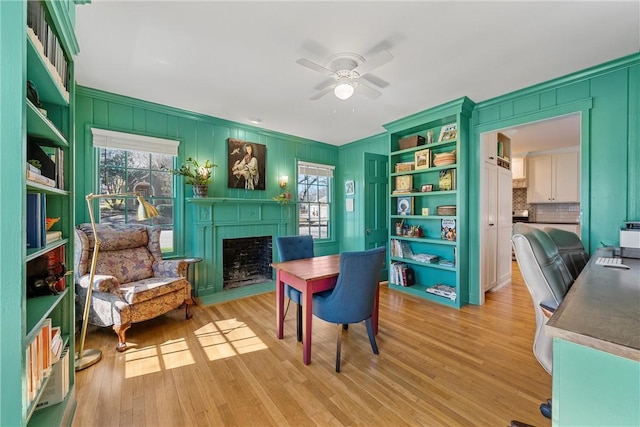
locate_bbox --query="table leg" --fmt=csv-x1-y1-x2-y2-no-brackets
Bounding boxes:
276,271,284,339
302,286,313,365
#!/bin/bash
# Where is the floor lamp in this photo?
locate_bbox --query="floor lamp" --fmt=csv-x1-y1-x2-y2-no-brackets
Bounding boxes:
75,192,159,371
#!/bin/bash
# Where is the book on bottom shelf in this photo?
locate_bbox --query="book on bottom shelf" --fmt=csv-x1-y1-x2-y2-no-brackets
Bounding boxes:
35,346,70,410
426,283,457,301
390,262,415,287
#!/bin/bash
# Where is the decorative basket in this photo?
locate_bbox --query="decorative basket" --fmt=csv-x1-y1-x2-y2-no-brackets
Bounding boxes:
437,205,457,216
398,135,425,150
433,150,456,167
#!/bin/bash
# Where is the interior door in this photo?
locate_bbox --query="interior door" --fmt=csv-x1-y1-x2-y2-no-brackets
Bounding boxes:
364,153,388,278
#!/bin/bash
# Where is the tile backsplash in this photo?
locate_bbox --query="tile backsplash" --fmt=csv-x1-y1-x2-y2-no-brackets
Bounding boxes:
512,188,580,223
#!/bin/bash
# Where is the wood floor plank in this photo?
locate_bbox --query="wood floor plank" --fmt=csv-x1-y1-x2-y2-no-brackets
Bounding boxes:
72,262,551,426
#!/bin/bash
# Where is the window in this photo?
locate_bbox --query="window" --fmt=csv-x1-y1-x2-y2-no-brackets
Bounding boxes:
297,161,334,239
92,129,179,253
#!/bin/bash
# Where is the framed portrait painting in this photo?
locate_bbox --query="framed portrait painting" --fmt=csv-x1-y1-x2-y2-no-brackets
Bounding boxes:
228,138,266,190
345,180,355,196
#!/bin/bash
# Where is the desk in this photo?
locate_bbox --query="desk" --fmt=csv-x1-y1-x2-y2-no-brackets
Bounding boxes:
546,249,640,426
272,254,379,365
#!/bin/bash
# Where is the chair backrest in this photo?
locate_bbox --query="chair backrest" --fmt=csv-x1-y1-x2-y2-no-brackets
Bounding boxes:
75,223,161,284
511,223,575,374
315,246,386,324
543,227,589,280
275,235,314,262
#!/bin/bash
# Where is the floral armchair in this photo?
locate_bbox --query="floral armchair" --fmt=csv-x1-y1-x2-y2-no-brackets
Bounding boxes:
74,223,193,352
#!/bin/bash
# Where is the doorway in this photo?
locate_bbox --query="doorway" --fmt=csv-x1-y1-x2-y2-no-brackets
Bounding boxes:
478,113,582,301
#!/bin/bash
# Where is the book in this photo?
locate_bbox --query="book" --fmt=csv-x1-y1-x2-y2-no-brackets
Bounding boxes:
46,231,62,245
441,218,457,241
26,169,56,187
397,196,413,215
26,193,42,249
395,175,413,193
438,168,456,191
426,283,457,301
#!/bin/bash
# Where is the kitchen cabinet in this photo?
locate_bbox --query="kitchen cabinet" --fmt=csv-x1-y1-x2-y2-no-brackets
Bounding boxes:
482,162,512,292
512,157,527,188
527,151,579,203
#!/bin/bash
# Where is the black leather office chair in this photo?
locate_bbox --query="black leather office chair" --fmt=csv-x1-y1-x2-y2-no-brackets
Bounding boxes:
543,227,589,280
511,223,576,419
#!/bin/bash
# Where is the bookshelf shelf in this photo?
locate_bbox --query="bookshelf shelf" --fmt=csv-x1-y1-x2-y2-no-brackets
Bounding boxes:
26,289,69,342
384,97,474,307
26,100,69,148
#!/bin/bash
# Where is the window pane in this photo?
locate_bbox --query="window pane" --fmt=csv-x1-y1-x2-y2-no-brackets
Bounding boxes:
98,147,176,253
297,163,332,240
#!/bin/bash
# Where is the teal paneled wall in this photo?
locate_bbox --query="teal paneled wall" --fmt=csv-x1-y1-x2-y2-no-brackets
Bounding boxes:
469,53,640,304
337,133,388,252
74,87,340,260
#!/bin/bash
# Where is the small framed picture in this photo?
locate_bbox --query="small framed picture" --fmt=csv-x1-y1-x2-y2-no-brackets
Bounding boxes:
345,180,355,196
397,196,413,215
420,184,433,192
438,123,458,142
414,148,431,170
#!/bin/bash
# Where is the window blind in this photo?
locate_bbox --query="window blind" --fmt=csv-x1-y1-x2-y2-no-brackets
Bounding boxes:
91,128,180,156
298,161,335,178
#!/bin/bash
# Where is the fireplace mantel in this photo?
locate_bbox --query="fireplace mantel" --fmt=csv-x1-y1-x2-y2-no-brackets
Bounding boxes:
186,197,294,303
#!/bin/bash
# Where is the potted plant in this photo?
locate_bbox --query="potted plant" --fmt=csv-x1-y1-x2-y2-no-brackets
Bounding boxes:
272,184,292,205
165,157,217,197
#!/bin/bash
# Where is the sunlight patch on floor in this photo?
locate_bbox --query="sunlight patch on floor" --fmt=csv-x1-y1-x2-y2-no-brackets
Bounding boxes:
195,318,267,361
124,338,195,378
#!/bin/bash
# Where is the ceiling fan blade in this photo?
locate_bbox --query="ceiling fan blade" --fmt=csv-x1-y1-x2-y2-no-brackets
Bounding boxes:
296,58,334,76
310,86,333,101
314,78,336,91
360,73,390,89
353,50,393,76
356,82,382,100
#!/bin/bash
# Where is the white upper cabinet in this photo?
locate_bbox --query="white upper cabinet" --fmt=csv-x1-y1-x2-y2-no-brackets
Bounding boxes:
527,151,579,203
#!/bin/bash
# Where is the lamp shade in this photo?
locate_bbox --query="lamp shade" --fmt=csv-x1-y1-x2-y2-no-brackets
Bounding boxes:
334,82,354,100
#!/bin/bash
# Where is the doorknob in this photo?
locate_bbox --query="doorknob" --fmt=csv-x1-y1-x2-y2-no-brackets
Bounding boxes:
365,227,372,235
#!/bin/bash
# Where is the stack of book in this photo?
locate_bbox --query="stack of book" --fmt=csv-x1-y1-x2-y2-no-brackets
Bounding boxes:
390,262,415,287
390,239,414,258
426,283,457,301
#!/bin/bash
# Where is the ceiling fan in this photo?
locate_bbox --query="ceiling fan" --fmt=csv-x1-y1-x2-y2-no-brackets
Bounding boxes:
296,50,393,101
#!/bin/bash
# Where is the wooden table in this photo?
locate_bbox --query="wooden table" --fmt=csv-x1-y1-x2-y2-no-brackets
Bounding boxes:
272,254,379,365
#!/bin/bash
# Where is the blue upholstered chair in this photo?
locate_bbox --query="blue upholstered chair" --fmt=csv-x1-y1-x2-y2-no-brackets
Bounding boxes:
312,246,386,372
275,235,314,342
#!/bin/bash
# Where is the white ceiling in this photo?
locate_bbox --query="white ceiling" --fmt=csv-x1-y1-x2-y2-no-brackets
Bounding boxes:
74,1,640,147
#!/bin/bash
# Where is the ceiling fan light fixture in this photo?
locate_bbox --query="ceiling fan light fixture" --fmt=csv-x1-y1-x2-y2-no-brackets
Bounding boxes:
334,81,354,100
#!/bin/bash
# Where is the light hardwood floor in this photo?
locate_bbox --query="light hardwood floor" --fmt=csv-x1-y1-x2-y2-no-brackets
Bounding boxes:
72,262,551,427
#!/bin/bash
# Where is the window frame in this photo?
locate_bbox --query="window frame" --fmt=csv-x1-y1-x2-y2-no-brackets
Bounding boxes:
297,160,335,241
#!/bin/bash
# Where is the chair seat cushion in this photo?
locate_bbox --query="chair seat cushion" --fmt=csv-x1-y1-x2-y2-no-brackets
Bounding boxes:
285,284,301,304
119,276,189,305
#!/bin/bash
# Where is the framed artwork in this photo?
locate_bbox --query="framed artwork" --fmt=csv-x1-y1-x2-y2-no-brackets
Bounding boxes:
394,175,412,193
345,180,355,195
414,148,431,170
438,123,458,142
397,196,413,215
421,184,433,192
228,138,266,190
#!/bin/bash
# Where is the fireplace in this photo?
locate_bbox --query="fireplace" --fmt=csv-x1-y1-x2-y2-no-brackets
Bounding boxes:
222,236,273,290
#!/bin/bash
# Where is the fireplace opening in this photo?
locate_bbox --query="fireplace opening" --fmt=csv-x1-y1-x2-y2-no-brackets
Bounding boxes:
222,236,273,290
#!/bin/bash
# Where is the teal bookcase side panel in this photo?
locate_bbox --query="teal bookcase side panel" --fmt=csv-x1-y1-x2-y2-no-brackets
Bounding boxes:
552,339,640,426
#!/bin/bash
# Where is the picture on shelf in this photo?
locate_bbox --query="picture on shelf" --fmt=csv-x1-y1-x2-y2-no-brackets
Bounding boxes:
420,184,433,192
397,196,413,215
441,218,457,241
438,123,458,141
414,148,431,170
394,175,413,193
438,168,456,191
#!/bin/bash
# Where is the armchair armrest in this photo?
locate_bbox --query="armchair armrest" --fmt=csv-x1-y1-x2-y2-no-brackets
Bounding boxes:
153,259,187,278
78,274,122,295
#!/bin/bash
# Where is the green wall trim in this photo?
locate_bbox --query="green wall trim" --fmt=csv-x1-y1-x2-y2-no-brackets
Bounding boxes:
478,52,640,110
45,0,80,56
383,96,475,134
76,86,333,148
